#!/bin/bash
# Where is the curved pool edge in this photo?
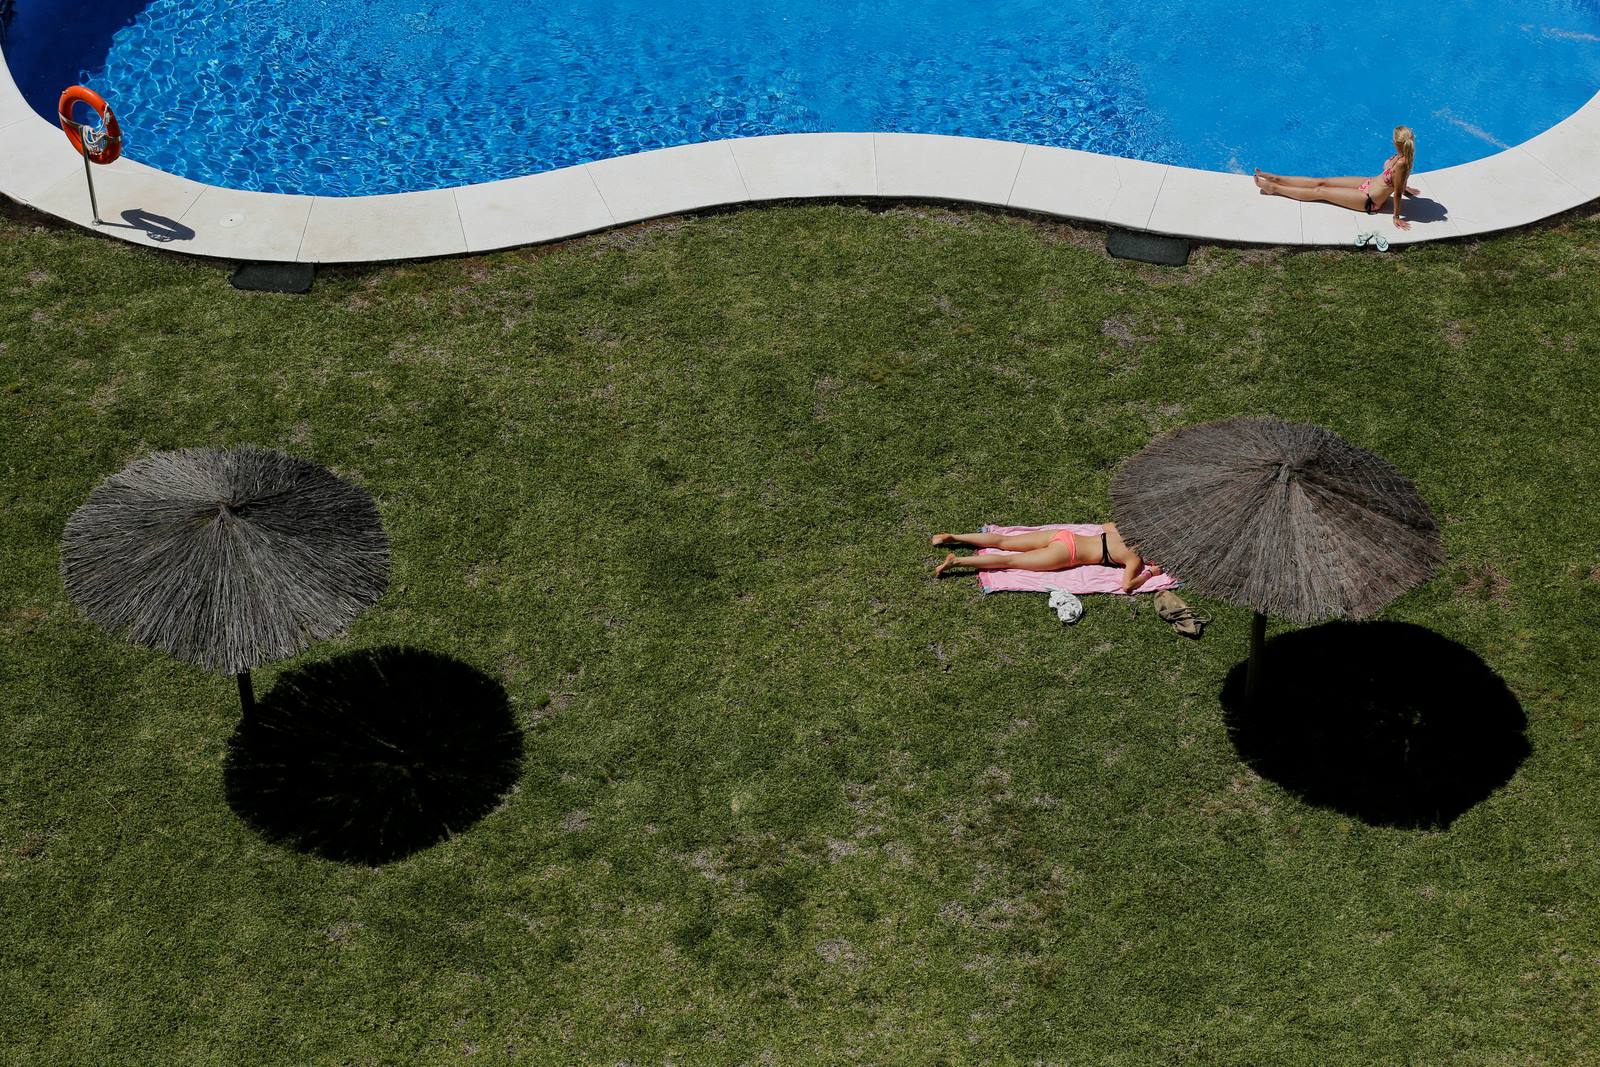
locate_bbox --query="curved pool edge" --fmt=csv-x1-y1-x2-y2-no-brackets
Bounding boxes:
4,52,1599,262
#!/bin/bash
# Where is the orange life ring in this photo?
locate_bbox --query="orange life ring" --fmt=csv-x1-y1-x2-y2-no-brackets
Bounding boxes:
58,86,122,165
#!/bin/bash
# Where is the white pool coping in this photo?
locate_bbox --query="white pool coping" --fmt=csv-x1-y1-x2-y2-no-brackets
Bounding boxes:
3,47,1599,262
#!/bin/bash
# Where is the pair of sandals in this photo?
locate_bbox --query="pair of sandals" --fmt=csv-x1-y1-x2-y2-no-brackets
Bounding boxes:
1154,590,1209,639
1354,231,1391,252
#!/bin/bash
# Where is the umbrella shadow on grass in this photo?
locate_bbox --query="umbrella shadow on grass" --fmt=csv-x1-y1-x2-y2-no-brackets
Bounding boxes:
225,646,523,864
1221,621,1528,829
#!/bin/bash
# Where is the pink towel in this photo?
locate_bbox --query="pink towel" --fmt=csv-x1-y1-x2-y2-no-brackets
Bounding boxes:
975,523,1182,596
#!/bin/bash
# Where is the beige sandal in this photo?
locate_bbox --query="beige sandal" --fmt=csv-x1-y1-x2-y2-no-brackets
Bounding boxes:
1154,590,1209,639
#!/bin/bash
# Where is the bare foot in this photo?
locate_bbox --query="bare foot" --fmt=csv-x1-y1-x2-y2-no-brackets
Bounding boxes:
934,551,956,579
930,533,954,546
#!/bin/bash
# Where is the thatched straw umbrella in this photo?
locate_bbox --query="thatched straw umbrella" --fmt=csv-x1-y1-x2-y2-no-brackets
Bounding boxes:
1110,418,1442,702
62,446,390,712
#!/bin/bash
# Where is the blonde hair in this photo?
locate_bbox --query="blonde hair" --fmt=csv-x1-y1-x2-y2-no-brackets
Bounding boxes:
1393,125,1415,187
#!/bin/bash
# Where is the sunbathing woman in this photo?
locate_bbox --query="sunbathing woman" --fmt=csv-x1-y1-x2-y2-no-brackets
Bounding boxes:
931,522,1162,593
1254,125,1418,230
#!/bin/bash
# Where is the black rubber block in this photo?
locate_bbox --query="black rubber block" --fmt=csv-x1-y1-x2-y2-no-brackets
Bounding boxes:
230,262,315,294
1106,229,1191,266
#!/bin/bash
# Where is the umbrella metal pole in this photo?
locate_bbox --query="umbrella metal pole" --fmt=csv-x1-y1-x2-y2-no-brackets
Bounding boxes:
1245,611,1267,706
236,671,255,714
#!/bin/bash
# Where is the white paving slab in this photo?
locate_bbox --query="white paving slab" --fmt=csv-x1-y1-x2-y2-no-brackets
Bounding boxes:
1147,167,1302,244
0,53,32,130
873,133,1026,207
587,141,749,224
31,156,209,251
1421,148,1585,238
454,166,615,253
1,114,87,203
179,186,316,261
298,189,466,262
1514,98,1600,201
1297,201,1364,247
1385,172,1460,244
1008,145,1168,231
730,134,876,200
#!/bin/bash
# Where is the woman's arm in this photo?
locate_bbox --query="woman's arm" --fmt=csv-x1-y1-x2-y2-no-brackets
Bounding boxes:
1392,164,1412,230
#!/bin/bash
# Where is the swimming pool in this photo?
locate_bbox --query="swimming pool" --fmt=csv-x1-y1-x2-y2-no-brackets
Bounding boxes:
5,0,1600,197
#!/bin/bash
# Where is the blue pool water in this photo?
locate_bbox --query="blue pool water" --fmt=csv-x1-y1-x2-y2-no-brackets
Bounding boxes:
5,0,1600,196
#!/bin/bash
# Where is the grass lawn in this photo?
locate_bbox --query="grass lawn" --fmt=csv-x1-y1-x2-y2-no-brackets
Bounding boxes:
2,200,1598,1064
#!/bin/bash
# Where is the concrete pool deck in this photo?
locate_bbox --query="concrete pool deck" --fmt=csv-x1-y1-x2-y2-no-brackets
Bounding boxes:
4,49,1599,262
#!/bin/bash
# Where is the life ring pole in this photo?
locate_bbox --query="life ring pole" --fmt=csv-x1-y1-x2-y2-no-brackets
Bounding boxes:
76,123,103,225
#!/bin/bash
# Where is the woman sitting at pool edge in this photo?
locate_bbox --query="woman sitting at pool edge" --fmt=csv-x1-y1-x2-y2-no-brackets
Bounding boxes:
932,522,1162,593
1254,125,1418,230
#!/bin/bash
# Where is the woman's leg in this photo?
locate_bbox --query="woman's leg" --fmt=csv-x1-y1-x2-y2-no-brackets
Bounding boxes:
1255,171,1368,189
932,530,1055,551
936,542,1075,578
1259,179,1378,212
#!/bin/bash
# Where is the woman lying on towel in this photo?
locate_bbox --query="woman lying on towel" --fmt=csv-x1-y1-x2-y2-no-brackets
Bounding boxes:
931,522,1162,593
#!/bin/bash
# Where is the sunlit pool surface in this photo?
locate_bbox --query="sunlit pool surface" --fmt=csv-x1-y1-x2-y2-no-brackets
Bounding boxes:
5,0,1599,196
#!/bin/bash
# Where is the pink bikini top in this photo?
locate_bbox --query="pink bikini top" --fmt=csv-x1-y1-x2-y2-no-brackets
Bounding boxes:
1381,154,1399,185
